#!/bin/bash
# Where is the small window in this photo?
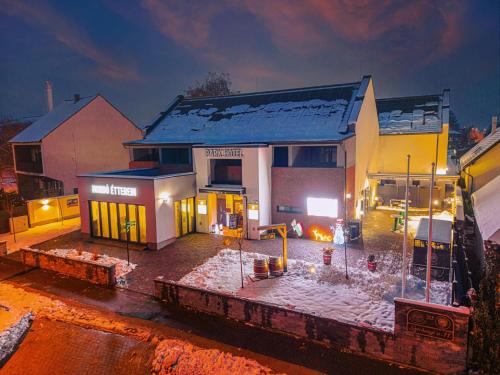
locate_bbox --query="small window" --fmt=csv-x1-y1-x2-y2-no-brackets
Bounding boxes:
161,148,191,164
381,179,397,185
293,146,337,168
277,205,303,214
273,147,288,167
412,180,420,187
133,148,159,162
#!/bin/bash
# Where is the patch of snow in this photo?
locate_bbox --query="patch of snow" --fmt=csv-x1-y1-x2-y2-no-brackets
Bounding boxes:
0,312,32,364
179,249,451,332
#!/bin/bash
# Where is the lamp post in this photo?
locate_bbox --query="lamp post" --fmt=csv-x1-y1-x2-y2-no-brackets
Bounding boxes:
425,162,435,302
402,155,410,298
344,148,349,280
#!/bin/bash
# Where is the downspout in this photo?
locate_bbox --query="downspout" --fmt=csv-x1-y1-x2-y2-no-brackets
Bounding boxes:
435,133,440,167
462,166,474,193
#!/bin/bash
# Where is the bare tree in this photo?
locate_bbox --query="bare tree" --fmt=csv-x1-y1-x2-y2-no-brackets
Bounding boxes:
186,72,238,97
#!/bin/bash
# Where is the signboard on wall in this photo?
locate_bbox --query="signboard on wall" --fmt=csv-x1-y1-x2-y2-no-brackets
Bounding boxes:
205,148,243,158
91,184,137,197
406,308,454,341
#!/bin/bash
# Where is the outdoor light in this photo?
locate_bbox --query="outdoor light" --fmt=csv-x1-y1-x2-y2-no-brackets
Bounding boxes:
307,197,338,218
159,192,170,203
41,199,49,205
436,168,448,175
433,199,440,206
374,196,379,201
248,203,259,220
197,200,207,215
346,193,352,199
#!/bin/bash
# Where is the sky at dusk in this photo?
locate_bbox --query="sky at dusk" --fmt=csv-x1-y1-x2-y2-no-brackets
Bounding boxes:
0,0,498,128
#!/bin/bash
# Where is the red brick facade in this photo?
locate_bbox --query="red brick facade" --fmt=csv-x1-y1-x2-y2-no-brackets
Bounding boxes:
271,167,355,238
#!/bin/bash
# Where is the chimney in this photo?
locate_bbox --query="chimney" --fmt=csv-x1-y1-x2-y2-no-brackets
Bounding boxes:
45,81,54,112
492,116,497,134
73,94,81,103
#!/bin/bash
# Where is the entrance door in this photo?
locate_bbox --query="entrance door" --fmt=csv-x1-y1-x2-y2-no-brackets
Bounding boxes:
175,197,195,237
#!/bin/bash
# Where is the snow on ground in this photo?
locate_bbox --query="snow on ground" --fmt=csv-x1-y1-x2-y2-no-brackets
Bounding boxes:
407,211,453,237
43,248,136,279
179,249,451,332
0,312,32,364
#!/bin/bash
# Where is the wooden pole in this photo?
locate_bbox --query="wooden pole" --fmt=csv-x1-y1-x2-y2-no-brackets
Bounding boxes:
344,148,348,280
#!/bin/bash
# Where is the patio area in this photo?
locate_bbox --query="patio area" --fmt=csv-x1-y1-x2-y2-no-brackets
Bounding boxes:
30,209,442,298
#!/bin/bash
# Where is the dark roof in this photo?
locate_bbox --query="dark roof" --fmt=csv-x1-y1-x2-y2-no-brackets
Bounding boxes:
377,90,449,135
460,130,500,168
415,218,452,244
127,77,372,146
10,95,98,143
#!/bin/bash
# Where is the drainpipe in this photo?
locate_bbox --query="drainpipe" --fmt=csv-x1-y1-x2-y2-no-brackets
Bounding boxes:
462,166,474,194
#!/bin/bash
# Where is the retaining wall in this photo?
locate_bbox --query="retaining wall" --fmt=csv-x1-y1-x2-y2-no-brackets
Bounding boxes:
155,279,470,374
21,248,116,286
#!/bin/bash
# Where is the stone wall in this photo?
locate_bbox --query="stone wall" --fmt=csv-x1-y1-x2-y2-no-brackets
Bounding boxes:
155,279,471,374
21,248,116,286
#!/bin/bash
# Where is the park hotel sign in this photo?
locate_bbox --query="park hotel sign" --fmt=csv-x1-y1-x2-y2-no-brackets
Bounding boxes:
205,148,243,158
91,184,137,197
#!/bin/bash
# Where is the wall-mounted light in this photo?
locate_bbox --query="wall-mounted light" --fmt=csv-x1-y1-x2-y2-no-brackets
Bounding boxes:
197,200,207,215
248,203,259,220
345,193,352,199
436,168,448,175
40,199,50,211
159,192,170,203
433,199,440,206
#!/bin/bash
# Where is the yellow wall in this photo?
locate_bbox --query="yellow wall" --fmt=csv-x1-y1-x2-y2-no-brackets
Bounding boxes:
463,143,500,193
376,124,449,174
354,78,380,216
27,194,80,226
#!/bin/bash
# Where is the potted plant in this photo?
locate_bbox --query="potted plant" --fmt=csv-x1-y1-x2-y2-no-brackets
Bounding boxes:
367,254,377,271
322,246,334,265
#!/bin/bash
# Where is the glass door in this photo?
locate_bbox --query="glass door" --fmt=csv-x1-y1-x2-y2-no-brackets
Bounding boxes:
174,197,195,237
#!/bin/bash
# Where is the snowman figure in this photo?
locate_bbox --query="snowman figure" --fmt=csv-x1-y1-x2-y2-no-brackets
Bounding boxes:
333,218,345,245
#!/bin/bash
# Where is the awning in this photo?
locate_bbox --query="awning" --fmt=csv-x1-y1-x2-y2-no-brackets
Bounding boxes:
472,175,500,244
199,185,246,195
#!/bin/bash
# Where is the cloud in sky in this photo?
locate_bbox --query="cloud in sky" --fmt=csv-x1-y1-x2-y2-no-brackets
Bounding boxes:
0,0,139,81
139,0,466,65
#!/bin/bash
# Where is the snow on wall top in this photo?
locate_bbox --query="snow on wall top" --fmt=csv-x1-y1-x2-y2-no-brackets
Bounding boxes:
377,94,444,135
460,130,500,168
134,82,365,145
10,95,97,143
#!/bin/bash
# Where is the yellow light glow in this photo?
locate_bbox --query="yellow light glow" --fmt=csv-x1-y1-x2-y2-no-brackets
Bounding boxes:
41,199,49,205
433,200,440,206
374,196,379,201
436,168,448,175
158,192,170,202
345,193,352,199
41,205,50,211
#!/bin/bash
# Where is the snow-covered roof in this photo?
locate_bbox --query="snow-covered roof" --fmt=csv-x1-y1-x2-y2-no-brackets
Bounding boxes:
415,218,452,244
377,90,449,135
128,77,372,146
471,174,500,244
10,95,98,143
460,130,500,168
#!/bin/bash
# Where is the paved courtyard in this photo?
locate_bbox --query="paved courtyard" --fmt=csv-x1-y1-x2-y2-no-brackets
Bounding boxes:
32,209,413,295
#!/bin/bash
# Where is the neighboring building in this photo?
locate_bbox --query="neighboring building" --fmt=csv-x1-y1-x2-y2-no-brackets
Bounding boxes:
10,94,143,200
78,76,380,248
368,91,457,208
460,128,500,194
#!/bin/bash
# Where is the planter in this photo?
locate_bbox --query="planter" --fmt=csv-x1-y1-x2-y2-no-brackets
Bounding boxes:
323,253,332,265
367,255,377,271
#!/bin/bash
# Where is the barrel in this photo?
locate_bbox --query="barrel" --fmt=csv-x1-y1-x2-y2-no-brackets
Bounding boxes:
254,258,269,279
269,256,283,277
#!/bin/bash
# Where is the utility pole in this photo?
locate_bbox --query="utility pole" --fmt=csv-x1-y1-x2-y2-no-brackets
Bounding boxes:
402,155,410,298
344,148,349,280
425,162,435,302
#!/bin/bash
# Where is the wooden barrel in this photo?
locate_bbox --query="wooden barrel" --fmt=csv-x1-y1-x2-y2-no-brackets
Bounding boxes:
269,256,283,277
254,258,269,279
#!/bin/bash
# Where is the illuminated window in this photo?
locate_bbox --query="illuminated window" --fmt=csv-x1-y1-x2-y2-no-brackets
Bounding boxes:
306,197,338,218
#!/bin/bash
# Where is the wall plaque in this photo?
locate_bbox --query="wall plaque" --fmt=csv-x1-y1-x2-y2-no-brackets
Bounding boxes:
406,308,454,341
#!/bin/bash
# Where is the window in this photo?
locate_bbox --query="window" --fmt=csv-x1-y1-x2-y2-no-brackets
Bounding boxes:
89,201,147,244
161,148,191,164
306,197,338,218
132,148,159,162
277,205,303,214
210,159,242,185
273,147,288,167
14,145,43,173
380,179,397,185
293,146,337,167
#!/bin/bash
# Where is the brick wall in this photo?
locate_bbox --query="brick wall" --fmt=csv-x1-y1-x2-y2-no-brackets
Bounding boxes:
21,248,116,286
271,167,355,237
155,279,471,374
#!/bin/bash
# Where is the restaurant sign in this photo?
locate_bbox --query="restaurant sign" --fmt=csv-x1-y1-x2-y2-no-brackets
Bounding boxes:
91,184,137,197
205,148,243,158
406,308,454,341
